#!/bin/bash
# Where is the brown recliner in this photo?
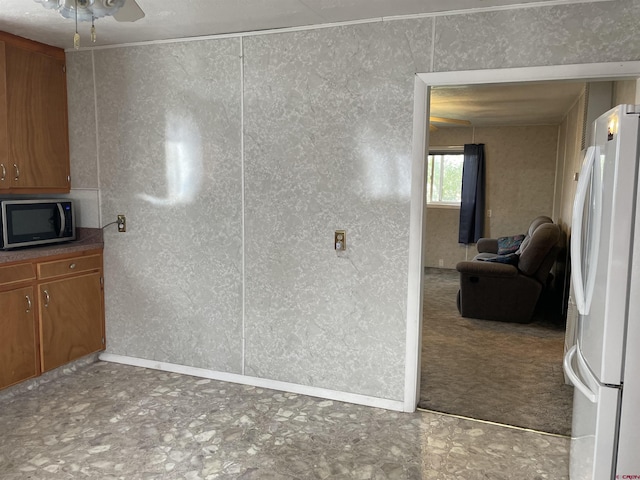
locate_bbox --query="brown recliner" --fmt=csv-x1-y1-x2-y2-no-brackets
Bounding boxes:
456,222,561,323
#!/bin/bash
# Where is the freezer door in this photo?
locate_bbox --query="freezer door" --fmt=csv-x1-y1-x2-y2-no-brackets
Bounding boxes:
571,106,640,385
564,345,620,480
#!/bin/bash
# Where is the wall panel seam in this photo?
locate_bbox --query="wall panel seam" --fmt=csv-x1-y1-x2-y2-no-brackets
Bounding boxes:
91,50,103,227
430,17,436,73
240,37,246,376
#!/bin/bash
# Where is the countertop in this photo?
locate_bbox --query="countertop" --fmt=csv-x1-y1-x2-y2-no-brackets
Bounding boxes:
0,228,104,264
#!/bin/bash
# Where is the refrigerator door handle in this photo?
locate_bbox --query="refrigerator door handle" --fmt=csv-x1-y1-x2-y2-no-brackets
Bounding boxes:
563,345,598,403
571,145,601,316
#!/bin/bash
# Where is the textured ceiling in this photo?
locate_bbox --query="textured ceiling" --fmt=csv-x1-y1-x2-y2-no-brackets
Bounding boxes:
0,0,607,50
431,82,587,127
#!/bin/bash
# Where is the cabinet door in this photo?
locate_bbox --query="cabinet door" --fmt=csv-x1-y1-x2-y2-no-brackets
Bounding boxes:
0,42,9,191
40,272,104,372
0,286,37,389
6,44,69,191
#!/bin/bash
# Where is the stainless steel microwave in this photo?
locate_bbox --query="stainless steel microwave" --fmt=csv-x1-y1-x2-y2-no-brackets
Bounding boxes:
0,199,76,250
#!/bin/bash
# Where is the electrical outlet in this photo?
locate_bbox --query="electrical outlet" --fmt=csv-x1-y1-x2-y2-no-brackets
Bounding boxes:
117,214,126,233
334,230,346,251
438,259,444,267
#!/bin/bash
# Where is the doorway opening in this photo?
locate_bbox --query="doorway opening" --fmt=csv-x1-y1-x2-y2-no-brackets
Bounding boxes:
404,63,640,428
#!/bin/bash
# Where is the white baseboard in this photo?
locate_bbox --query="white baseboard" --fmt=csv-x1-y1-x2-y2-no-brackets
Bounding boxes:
99,353,405,412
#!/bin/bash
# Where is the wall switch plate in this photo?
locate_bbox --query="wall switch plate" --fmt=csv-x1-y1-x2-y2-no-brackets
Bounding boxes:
117,215,126,233
335,230,346,251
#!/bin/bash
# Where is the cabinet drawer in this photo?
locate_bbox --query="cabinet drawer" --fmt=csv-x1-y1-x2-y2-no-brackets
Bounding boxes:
0,263,36,287
38,254,102,280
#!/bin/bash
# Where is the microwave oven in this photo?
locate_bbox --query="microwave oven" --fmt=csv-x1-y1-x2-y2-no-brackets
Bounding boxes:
0,199,76,250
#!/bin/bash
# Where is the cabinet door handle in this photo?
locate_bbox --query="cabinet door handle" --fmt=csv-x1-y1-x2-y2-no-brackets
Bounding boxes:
13,163,19,181
0,163,5,181
26,295,32,313
43,289,50,308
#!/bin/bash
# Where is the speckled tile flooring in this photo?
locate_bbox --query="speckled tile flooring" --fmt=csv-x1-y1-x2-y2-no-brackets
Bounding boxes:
0,362,569,479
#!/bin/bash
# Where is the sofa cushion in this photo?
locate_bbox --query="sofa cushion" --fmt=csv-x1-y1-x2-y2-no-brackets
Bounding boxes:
497,234,526,255
516,216,553,254
473,252,500,261
528,216,553,236
518,223,560,276
483,253,519,266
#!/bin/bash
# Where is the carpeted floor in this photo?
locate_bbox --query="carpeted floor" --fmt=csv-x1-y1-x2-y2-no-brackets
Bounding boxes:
419,268,573,436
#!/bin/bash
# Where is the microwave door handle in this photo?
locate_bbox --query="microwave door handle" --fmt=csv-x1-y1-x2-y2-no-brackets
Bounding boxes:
57,203,65,238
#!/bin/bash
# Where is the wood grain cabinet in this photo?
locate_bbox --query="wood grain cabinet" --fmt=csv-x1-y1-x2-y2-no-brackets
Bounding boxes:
0,32,70,193
0,263,38,390
0,250,105,391
38,255,105,372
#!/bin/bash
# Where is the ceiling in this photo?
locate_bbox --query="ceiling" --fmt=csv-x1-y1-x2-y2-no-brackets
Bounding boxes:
0,0,597,50
430,82,587,127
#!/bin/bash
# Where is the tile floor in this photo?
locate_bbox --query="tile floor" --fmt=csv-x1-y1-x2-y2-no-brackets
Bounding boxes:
0,361,569,479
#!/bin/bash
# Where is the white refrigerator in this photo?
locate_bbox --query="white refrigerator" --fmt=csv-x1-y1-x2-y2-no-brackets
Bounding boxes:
564,104,640,479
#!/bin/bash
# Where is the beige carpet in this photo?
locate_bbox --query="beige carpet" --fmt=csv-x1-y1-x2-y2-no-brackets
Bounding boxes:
419,268,573,436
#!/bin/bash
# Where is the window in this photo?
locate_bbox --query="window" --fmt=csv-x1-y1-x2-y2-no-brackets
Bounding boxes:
426,150,464,205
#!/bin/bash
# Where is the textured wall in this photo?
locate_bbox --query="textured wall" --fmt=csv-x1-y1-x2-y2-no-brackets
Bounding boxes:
93,40,244,372
558,94,586,234
66,51,98,190
478,125,559,237
613,79,637,105
433,0,640,71
424,207,469,269
66,0,640,404
242,20,432,398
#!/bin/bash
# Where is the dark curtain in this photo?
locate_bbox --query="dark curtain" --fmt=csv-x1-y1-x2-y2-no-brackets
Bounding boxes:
458,144,486,244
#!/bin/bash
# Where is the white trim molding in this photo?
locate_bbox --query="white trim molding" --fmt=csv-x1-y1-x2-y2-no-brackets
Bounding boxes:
404,61,640,413
99,353,406,412
404,76,429,411
417,62,640,86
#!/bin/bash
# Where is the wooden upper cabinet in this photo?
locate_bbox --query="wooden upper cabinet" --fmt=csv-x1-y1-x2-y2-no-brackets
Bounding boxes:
0,32,70,193
0,42,9,191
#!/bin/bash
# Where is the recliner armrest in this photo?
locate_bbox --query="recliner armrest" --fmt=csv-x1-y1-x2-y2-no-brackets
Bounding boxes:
476,238,499,254
456,260,519,278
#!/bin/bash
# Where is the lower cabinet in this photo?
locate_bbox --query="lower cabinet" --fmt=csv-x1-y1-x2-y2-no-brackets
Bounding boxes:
0,249,104,391
0,286,37,389
40,272,104,372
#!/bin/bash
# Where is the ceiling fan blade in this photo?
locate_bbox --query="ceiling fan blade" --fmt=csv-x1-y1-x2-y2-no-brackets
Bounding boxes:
429,116,471,126
113,0,145,22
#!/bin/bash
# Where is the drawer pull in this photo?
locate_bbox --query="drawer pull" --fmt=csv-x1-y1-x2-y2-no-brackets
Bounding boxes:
13,163,19,181
69,263,76,269
44,289,50,308
0,163,5,181
26,295,32,313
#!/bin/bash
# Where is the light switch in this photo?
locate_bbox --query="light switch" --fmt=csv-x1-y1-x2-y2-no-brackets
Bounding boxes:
335,230,346,251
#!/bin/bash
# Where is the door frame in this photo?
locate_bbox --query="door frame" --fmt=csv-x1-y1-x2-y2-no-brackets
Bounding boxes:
404,61,640,412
